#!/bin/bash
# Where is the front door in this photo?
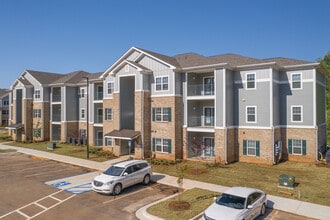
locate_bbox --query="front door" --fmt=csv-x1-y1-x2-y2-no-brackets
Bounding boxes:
204,137,214,157
204,107,214,126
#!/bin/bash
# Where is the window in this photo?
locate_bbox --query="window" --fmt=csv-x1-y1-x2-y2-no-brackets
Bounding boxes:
105,137,113,146
152,107,171,122
152,138,172,153
155,76,169,91
34,90,41,99
80,88,85,98
107,82,114,94
2,110,9,115
291,106,302,122
105,108,113,120
3,100,9,106
288,139,306,155
243,140,260,156
33,109,41,118
246,106,256,123
291,73,301,89
81,108,85,119
246,73,255,89
79,129,86,139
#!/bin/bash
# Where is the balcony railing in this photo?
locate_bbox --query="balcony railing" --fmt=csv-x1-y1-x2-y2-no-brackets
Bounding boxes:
52,94,61,102
95,115,103,124
52,114,61,122
187,116,214,127
187,84,214,96
95,91,103,100
94,138,103,146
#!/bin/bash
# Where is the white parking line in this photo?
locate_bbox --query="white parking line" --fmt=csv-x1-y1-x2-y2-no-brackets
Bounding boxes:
0,190,76,219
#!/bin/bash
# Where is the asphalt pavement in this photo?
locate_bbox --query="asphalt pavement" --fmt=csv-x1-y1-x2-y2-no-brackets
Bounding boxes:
1,143,329,220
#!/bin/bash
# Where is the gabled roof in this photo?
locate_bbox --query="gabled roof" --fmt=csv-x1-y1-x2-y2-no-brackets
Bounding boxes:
0,89,10,98
136,47,181,68
50,70,90,85
262,57,313,66
26,70,64,85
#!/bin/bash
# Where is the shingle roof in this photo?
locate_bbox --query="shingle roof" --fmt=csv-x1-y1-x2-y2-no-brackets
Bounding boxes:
136,47,181,68
51,71,90,85
0,89,10,97
27,70,64,85
262,57,312,66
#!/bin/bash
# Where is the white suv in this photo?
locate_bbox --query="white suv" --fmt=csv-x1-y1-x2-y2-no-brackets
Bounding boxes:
92,160,152,195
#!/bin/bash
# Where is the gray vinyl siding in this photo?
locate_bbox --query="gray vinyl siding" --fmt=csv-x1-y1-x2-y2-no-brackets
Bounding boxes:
43,87,50,102
175,73,182,95
234,69,271,127
65,87,79,121
273,70,280,126
215,69,224,127
79,86,87,121
316,70,326,125
127,51,140,61
225,69,234,126
25,87,33,99
279,80,314,126
182,73,187,127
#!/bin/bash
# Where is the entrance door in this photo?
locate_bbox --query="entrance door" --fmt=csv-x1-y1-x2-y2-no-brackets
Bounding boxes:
203,77,214,95
96,130,103,146
204,107,214,126
204,137,214,157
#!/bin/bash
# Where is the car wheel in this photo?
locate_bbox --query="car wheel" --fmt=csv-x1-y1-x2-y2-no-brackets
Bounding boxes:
113,184,122,196
143,174,150,185
260,204,266,216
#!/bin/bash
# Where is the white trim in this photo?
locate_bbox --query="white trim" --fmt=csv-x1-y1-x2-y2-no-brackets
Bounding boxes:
106,81,115,95
313,69,316,127
222,70,226,127
270,68,273,127
202,76,214,95
246,106,257,123
290,72,302,90
291,105,303,123
245,72,256,90
155,75,169,92
81,108,86,120
63,87,66,122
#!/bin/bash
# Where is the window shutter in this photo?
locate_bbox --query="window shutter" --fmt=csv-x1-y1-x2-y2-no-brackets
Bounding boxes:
256,141,260,156
288,139,292,154
168,108,171,122
152,138,155,151
302,140,306,155
168,139,172,153
152,108,155,121
243,140,247,155
104,109,107,120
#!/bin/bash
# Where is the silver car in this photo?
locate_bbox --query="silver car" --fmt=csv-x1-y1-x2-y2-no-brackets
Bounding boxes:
92,160,152,195
203,186,267,220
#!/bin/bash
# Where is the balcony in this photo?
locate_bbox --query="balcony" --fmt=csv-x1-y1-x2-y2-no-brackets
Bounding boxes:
52,95,61,102
188,116,214,127
52,114,61,122
94,91,103,101
187,84,214,97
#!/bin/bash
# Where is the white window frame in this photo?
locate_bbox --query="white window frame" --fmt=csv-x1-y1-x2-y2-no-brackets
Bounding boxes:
155,76,169,91
203,76,215,95
154,107,169,122
3,100,9,106
80,88,85,98
105,108,113,120
33,109,41,118
107,82,114,95
34,89,41,100
81,108,85,119
291,73,302,89
292,139,303,155
105,137,113,146
155,138,169,153
246,73,256,89
291,105,303,122
246,106,257,123
247,140,257,156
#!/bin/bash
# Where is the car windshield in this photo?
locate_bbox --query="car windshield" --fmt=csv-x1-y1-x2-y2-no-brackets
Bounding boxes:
216,193,246,209
103,166,124,176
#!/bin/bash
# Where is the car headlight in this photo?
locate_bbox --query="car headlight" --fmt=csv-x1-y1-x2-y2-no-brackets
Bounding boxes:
104,181,114,186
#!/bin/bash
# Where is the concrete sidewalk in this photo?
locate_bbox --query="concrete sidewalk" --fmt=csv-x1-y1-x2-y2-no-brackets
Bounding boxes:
1,143,330,220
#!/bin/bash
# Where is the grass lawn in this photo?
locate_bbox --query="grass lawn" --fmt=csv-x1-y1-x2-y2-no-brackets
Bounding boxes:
4,141,116,162
151,160,330,207
147,188,219,220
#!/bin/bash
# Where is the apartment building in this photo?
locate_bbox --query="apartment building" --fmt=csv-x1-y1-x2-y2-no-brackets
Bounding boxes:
0,89,10,126
7,47,327,165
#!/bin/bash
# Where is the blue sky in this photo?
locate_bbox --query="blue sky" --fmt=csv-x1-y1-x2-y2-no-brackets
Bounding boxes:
0,0,329,89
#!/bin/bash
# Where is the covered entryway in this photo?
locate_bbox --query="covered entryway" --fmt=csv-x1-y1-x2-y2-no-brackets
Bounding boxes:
5,123,23,141
104,129,140,156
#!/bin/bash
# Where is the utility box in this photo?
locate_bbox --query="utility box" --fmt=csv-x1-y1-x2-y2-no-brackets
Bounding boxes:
279,174,295,188
47,142,56,150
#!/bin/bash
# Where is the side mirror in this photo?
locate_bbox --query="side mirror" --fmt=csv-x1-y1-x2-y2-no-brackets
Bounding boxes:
123,172,128,176
247,205,253,209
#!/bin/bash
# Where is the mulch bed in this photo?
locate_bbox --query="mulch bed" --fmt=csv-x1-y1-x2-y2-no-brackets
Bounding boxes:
168,200,191,211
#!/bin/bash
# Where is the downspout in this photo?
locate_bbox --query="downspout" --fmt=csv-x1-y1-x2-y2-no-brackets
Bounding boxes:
141,89,145,159
272,126,275,165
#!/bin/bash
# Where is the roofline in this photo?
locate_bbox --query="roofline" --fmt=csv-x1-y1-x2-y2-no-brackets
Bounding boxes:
282,62,320,69
100,46,176,79
181,63,229,72
235,62,277,69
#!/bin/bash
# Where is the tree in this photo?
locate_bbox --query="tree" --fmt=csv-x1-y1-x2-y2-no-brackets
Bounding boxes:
318,52,330,73
33,120,41,143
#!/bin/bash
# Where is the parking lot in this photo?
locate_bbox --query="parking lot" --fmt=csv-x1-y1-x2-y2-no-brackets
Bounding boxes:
0,152,177,220
0,151,317,220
